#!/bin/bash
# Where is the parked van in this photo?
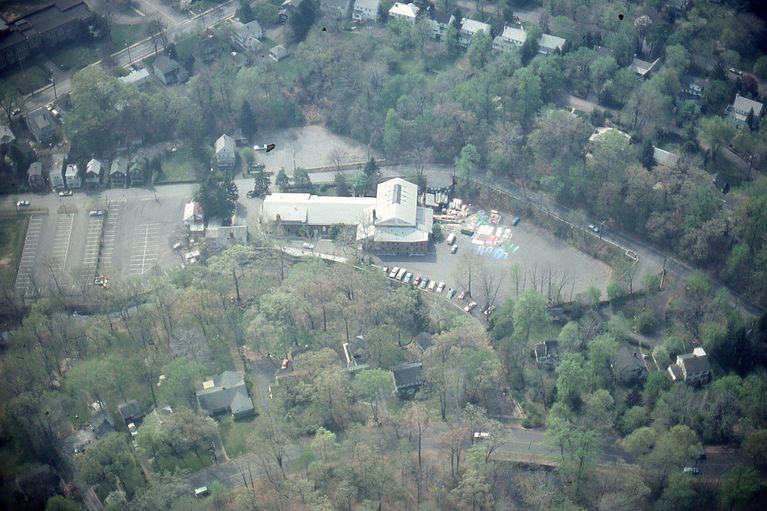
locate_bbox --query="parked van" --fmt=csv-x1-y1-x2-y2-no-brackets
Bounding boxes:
396,268,407,280
446,233,457,246
389,267,399,278
427,280,437,291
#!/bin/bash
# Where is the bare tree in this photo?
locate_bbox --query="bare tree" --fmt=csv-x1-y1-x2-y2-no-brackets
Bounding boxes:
327,147,346,172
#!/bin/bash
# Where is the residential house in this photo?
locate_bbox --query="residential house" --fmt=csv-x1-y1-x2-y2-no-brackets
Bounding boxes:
425,7,454,40
629,56,660,78
391,362,424,398
26,108,55,143
667,347,712,386
653,147,679,167
231,19,263,53
85,158,103,187
712,172,730,194
413,331,433,352
611,346,648,385
388,2,419,24
278,0,303,24
204,218,248,247
492,24,526,51
49,153,66,189
27,162,44,191
269,45,289,62
725,93,763,129
342,335,368,369
215,134,236,168
680,74,706,98
117,400,144,426
110,157,128,187
64,163,80,189
0,123,15,146
230,51,250,68
90,410,115,438
128,156,147,187
152,55,189,86
352,0,380,22
0,0,95,71
534,340,560,368
458,18,491,49
320,0,351,18
118,67,151,88
196,370,255,419
537,33,565,55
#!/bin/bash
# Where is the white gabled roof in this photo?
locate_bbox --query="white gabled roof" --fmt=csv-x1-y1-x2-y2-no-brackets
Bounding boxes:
389,2,419,18
539,33,565,51
501,24,526,43
215,134,235,154
461,18,491,34
733,94,764,117
65,164,78,178
262,193,376,225
374,178,418,227
86,158,102,175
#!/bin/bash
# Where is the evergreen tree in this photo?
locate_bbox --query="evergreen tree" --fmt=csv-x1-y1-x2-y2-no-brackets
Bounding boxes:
640,139,655,169
334,172,350,196
275,168,290,192
240,101,257,138
288,0,317,44
253,167,271,197
239,0,256,23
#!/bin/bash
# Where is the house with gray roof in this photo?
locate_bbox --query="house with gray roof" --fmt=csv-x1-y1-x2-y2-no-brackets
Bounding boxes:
680,75,706,99
117,400,144,426
611,346,648,385
425,6,454,40
129,156,147,187
537,33,565,55
269,44,289,62
85,158,103,187
668,347,712,386
215,134,236,168
391,362,424,398
153,55,188,86
26,108,55,143
458,18,491,49
629,56,660,78
27,162,44,191
50,153,66,190
231,19,263,53
320,0,351,18
352,0,380,22
725,93,763,129
196,371,255,419
110,157,128,187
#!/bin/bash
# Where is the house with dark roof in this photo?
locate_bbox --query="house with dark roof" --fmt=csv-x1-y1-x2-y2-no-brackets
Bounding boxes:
110,157,128,187
27,162,44,191
320,0,351,18
668,347,712,386
128,156,146,186
153,55,188,86
26,108,55,143
629,56,661,78
712,172,730,194
0,123,15,146
343,335,368,368
391,362,424,398
610,347,648,385
196,370,255,419
534,340,559,368
117,400,144,426
90,410,115,438
725,93,763,129
413,332,433,353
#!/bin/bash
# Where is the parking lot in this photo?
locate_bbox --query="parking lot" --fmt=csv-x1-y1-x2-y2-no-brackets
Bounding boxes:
98,199,124,275
14,214,44,296
128,223,163,276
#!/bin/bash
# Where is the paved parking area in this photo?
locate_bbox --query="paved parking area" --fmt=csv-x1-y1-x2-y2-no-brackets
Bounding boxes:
128,223,162,275
49,213,74,272
79,215,104,282
14,214,45,295
98,199,124,275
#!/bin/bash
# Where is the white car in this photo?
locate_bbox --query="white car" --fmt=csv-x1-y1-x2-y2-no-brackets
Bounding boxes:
128,422,138,437
302,242,314,249
389,266,399,279
436,282,446,293
16,200,30,207
588,224,600,233
89,210,104,217
254,144,268,151
464,301,478,312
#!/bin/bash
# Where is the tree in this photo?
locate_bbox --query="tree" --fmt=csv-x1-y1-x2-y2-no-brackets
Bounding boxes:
697,116,736,163
275,168,290,192
240,101,257,138
293,167,312,192
555,353,588,406
621,426,656,461
0,82,21,124
352,368,392,423
253,166,271,197
239,0,256,23
467,30,492,69
513,67,543,128
75,434,145,498
743,429,767,469
656,472,696,511
664,44,690,73
720,465,762,511
590,56,618,102
45,496,80,511
289,0,317,44
455,144,480,195
193,172,237,223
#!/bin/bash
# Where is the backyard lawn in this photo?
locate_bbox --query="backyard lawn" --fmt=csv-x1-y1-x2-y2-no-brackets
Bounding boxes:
156,147,205,184
0,215,28,289
154,450,213,473
218,415,255,458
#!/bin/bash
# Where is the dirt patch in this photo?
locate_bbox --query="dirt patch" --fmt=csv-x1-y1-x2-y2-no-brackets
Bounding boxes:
0,256,10,268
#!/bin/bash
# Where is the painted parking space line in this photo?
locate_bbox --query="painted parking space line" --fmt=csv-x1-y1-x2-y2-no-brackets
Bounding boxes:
98,202,123,275
14,214,45,293
127,223,162,275
49,213,74,272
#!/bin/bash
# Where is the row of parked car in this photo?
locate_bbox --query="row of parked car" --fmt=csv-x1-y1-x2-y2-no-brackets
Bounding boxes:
383,266,482,313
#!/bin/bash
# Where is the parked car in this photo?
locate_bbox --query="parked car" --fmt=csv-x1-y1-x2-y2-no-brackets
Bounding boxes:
403,272,413,284
473,431,490,442
683,466,699,475
483,305,496,316
427,280,437,291
281,359,290,370
450,244,458,254
302,242,315,249
436,282,446,293
389,267,399,278
16,200,30,207
128,422,138,437
246,190,255,198
413,275,422,286
58,190,73,197
728,67,743,76
512,216,521,226
396,268,407,280
464,301,478,312
458,289,468,300
588,224,600,233
254,144,268,151
89,210,104,217
419,279,428,289
382,266,389,275
446,288,456,299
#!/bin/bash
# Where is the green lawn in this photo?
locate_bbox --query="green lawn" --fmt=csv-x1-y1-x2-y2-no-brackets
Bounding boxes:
0,216,28,289
110,24,145,49
156,148,205,184
218,415,255,457
53,42,101,72
2,61,50,94
154,450,213,473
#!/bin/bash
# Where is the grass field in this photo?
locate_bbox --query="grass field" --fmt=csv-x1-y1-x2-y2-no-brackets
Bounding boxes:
0,215,28,289
156,147,204,184
2,61,50,94
218,415,255,458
